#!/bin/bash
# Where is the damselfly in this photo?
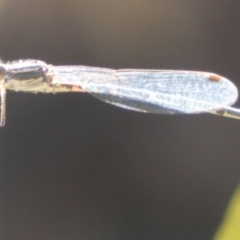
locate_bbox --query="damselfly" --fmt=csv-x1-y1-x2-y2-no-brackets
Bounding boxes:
0,59,239,126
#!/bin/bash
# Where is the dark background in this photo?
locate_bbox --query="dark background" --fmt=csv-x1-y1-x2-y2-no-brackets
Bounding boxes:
0,1,239,239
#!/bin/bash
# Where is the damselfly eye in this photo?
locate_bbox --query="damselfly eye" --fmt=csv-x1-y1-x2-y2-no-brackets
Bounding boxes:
0,64,7,81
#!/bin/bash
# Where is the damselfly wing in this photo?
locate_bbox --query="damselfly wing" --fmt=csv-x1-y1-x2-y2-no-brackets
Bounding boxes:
50,66,238,115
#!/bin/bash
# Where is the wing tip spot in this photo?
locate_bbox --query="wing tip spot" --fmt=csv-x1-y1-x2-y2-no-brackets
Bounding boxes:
208,74,222,82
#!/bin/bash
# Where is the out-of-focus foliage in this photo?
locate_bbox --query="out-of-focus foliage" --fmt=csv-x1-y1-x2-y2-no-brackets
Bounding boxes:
214,186,240,240
0,0,4,5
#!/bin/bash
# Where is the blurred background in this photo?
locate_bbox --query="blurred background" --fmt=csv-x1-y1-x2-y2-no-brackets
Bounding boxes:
0,0,239,239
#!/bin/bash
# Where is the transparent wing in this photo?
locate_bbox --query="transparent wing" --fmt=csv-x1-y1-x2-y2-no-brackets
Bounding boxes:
50,66,238,114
